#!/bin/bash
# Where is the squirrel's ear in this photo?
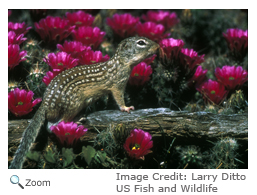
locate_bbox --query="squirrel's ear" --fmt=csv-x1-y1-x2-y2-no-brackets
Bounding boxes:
118,41,130,53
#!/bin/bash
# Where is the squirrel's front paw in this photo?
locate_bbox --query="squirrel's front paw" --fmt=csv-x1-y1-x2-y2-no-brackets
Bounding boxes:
75,117,87,125
120,106,134,113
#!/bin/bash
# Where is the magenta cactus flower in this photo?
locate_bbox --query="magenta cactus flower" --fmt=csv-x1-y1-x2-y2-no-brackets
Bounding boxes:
8,22,32,35
57,40,92,59
179,48,205,71
42,71,59,86
72,26,105,50
141,10,179,29
196,79,228,105
188,66,208,88
142,10,170,23
159,38,184,60
165,12,180,29
142,54,157,65
8,88,42,117
43,52,79,72
34,16,75,44
8,31,27,45
66,10,94,28
136,22,170,42
223,28,248,58
128,54,156,86
124,129,153,160
50,121,88,147
8,44,27,69
78,50,109,65
106,13,140,38
215,65,248,91
128,62,153,86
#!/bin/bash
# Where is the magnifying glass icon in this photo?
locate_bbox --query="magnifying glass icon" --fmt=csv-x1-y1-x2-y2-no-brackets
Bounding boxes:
10,175,24,189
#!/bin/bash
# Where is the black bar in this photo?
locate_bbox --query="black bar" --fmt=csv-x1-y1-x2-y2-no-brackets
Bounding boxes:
18,183,24,189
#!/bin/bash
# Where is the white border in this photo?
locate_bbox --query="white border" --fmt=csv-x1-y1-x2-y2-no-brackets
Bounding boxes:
3,2,255,194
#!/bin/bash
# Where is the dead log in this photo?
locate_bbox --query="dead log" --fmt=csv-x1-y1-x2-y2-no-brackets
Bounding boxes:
8,108,248,147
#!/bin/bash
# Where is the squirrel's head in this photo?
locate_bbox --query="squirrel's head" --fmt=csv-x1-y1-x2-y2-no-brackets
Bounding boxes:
116,37,160,68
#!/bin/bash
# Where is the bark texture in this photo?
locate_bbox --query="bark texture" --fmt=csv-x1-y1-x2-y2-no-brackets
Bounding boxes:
8,108,248,145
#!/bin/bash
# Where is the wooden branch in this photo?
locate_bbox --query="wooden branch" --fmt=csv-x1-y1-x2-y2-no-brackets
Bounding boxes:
85,108,248,140
8,108,248,148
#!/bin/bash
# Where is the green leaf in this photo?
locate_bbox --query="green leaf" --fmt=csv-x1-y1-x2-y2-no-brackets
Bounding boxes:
81,146,96,165
43,149,56,164
26,151,40,162
62,148,75,167
97,151,107,163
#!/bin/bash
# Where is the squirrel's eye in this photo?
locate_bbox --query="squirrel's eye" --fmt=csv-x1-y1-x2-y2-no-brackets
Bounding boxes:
137,40,146,46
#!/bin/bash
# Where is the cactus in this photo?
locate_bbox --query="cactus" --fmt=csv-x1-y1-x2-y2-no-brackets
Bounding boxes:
93,128,117,157
176,145,203,168
205,137,241,169
8,80,19,93
184,101,205,112
25,63,46,97
21,39,49,97
112,123,130,147
21,39,49,70
225,90,247,113
179,9,247,55
151,57,198,110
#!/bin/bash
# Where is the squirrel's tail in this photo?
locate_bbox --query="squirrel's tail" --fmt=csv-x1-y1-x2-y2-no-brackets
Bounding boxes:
9,105,46,169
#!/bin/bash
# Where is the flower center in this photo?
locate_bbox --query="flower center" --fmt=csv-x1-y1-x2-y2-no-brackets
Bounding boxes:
132,143,140,150
65,132,71,136
17,101,23,106
75,21,82,25
58,62,63,66
211,90,216,94
90,60,96,63
229,77,235,80
134,73,139,77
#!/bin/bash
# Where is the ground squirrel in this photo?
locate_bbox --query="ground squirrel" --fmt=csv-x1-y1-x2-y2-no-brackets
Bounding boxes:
9,36,160,169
